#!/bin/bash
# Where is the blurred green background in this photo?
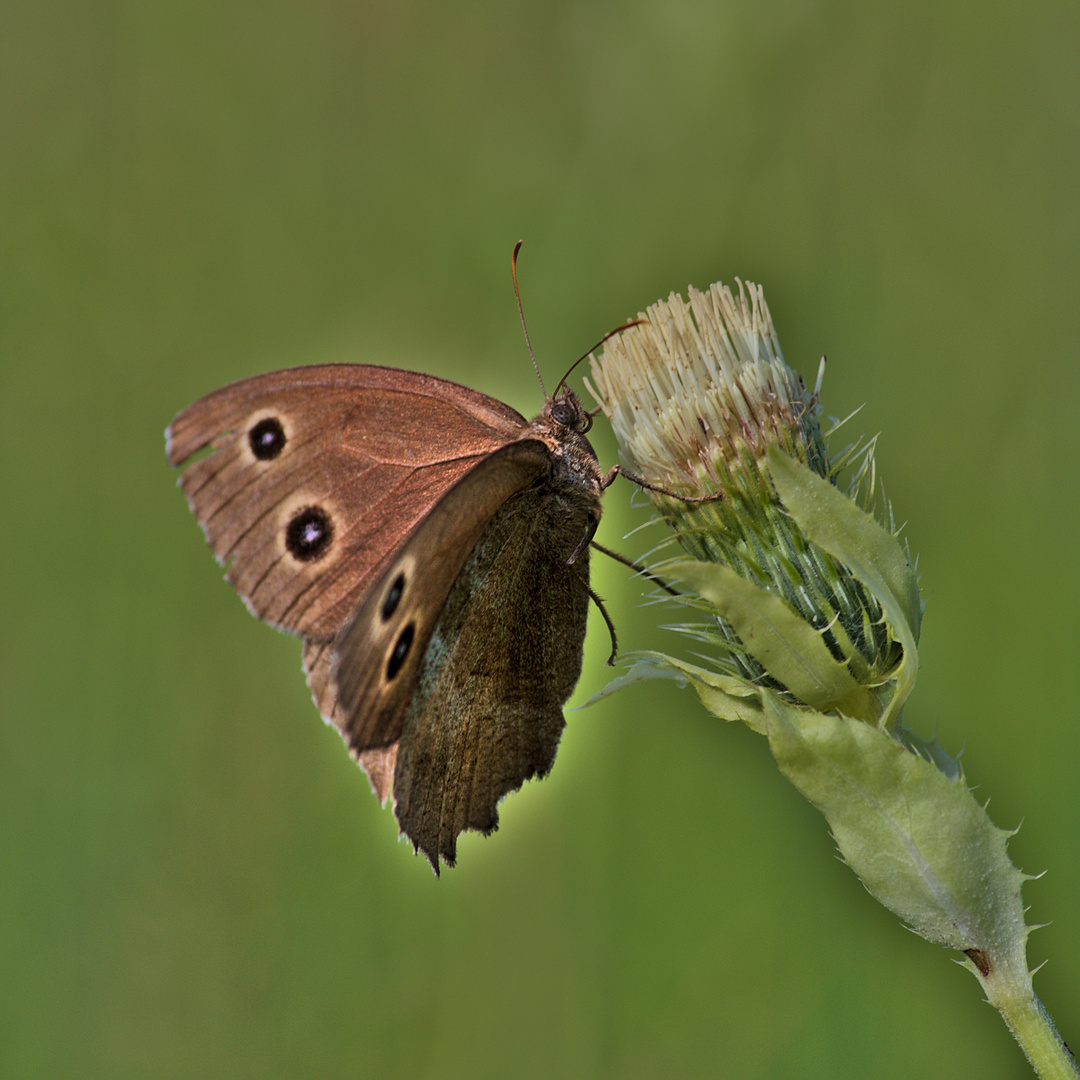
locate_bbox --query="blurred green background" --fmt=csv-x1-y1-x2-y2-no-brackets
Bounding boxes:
3,1,1078,1076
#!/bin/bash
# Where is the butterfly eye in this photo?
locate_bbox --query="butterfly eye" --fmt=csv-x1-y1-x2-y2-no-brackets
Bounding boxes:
386,623,415,680
249,416,286,460
382,573,406,620
551,400,577,427
285,506,334,562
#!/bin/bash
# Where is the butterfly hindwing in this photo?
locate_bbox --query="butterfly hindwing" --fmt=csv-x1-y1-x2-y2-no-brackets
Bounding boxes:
389,478,594,869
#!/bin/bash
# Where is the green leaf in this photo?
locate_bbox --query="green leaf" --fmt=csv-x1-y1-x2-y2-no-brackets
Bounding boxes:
668,559,879,723
583,650,767,732
765,697,1029,966
767,447,922,727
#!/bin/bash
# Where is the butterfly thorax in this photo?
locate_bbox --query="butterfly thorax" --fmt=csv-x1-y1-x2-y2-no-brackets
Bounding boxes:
526,388,604,521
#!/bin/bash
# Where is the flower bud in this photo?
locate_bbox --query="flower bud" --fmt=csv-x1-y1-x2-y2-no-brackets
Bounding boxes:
589,280,920,728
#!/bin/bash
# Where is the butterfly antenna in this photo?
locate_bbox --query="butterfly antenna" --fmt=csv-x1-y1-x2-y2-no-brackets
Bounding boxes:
553,317,648,396
512,241,547,397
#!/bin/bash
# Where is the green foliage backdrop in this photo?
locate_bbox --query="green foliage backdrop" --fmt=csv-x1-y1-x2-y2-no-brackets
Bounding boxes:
3,2,1077,1076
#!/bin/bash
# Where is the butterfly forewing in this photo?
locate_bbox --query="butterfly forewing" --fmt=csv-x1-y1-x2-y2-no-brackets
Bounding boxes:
167,364,529,639
332,439,553,753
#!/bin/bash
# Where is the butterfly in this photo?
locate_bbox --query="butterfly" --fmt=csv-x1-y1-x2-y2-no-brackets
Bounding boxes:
167,360,609,872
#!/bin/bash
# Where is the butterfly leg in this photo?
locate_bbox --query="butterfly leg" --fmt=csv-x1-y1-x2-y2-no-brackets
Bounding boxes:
568,565,618,665
590,541,680,597
601,464,722,504
566,512,599,565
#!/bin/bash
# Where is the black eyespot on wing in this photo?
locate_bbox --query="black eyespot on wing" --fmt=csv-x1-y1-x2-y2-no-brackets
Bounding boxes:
387,623,415,681
387,623,415,680
285,506,334,562
249,416,286,460
382,573,406,621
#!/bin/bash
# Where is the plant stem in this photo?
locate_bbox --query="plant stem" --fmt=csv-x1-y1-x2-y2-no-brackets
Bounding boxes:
979,958,1078,1079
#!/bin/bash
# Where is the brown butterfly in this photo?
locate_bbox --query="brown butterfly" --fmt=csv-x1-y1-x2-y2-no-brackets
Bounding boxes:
167,360,611,872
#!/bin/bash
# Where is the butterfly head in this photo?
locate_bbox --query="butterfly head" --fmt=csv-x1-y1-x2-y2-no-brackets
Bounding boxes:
546,385,593,436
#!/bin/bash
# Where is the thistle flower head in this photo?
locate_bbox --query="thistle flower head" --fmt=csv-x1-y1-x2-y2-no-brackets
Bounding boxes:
589,281,921,730
591,280,826,502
